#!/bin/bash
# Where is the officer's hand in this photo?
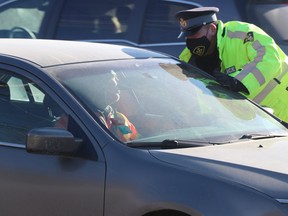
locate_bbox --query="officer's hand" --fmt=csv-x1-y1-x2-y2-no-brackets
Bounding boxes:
213,72,249,94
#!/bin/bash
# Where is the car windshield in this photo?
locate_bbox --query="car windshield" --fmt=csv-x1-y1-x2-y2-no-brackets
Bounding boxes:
48,58,288,145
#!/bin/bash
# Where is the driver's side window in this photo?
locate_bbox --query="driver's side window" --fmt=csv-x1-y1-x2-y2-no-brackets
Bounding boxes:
0,71,66,144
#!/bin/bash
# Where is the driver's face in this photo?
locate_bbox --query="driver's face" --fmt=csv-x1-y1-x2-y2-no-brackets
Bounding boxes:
105,72,120,105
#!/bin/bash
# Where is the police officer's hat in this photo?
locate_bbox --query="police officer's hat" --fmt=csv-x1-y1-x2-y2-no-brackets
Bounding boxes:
175,7,219,38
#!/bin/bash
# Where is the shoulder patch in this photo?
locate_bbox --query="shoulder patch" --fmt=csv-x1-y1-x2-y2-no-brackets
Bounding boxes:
244,32,254,44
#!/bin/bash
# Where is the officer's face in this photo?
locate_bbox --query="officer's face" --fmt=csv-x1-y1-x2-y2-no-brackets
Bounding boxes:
186,24,217,56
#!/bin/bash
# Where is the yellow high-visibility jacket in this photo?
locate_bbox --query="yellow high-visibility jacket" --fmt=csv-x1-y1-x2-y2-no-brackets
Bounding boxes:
180,20,288,123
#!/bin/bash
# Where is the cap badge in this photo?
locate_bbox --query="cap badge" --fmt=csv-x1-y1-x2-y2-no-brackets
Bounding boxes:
192,46,205,56
179,18,187,28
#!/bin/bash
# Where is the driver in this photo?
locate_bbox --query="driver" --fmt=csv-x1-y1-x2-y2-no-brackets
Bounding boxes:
94,71,138,142
54,71,138,142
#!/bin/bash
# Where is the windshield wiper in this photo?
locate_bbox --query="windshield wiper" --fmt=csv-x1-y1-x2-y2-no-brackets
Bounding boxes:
127,139,223,149
239,134,287,140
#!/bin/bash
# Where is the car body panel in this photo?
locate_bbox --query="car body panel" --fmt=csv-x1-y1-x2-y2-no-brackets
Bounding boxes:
150,137,288,198
0,145,106,215
103,141,287,216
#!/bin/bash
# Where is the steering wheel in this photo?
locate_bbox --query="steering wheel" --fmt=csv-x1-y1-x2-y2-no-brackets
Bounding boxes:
9,26,36,39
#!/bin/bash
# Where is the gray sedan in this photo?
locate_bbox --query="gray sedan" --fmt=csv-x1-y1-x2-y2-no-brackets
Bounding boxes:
0,39,287,216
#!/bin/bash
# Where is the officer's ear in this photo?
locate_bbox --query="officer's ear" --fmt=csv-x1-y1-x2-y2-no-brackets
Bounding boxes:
208,23,217,36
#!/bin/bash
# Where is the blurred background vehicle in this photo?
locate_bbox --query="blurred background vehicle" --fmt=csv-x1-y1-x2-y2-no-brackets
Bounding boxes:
0,0,286,56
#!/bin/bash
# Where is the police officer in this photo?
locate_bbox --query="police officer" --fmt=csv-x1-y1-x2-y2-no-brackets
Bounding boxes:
176,7,288,123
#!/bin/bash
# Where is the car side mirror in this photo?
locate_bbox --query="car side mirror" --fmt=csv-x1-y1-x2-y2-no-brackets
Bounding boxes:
26,127,83,156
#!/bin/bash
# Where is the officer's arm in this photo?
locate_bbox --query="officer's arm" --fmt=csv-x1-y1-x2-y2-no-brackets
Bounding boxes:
230,31,284,95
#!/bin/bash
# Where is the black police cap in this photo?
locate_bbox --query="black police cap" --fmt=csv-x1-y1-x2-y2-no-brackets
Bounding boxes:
175,7,219,38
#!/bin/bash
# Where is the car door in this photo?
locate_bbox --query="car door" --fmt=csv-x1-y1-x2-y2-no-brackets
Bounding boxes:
53,0,141,42
0,66,105,216
52,0,199,57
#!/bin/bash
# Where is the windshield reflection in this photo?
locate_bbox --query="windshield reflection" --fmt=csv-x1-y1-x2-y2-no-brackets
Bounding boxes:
52,58,288,144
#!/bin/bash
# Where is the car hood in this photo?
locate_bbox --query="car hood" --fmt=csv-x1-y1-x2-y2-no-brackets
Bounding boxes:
149,137,288,199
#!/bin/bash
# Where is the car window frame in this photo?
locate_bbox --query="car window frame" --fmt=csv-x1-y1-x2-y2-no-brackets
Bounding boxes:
38,0,65,38
52,0,143,43
0,61,101,160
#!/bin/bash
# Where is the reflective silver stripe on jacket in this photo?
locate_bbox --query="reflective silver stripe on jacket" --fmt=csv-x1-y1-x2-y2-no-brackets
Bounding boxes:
227,30,246,40
235,41,266,85
253,61,288,103
227,29,288,103
227,31,266,85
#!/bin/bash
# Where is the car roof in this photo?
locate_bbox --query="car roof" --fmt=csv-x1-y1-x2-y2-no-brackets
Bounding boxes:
0,39,167,67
